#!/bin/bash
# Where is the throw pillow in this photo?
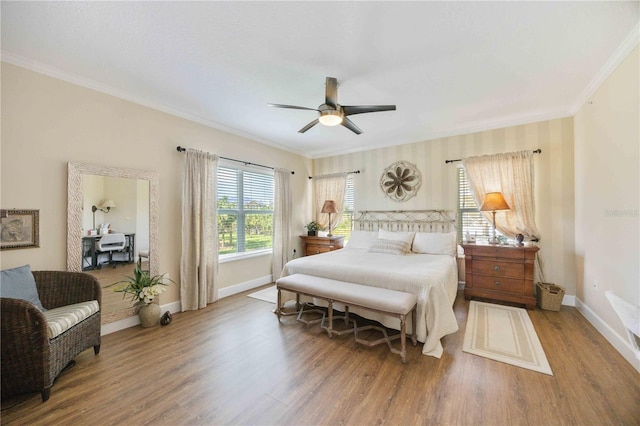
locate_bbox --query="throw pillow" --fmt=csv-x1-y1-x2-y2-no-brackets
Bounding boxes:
368,238,411,255
377,229,415,245
0,264,47,311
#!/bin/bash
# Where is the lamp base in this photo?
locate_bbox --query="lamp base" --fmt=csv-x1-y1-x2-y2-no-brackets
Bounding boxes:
327,233,333,237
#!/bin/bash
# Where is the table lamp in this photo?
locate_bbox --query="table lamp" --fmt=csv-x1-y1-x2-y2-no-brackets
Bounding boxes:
480,192,510,244
321,200,338,237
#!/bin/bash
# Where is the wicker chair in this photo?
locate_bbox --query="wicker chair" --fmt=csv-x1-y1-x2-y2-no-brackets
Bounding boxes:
1,271,102,402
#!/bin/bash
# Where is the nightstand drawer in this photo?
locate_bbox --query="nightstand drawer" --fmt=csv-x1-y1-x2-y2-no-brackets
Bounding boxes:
306,244,332,255
468,245,525,260
472,260,524,279
300,235,344,257
473,275,525,294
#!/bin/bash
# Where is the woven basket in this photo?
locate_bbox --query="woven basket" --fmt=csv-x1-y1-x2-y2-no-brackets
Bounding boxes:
536,282,565,311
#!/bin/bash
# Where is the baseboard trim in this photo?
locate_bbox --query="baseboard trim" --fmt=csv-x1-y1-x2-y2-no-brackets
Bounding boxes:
575,297,640,373
217,274,273,299
100,276,272,335
561,294,576,307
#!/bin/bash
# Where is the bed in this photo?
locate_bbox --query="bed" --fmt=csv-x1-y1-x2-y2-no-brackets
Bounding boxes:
281,210,459,358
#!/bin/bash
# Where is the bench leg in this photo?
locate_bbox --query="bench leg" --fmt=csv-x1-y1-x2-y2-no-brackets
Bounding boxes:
411,307,417,346
400,314,407,364
327,300,334,338
277,288,282,321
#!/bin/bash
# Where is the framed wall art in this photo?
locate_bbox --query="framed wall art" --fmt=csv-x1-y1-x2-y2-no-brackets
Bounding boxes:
379,161,422,202
0,209,40,250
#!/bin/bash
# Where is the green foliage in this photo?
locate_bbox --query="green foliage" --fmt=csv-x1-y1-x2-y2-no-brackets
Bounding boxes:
110,260,174,306
305,221,322,232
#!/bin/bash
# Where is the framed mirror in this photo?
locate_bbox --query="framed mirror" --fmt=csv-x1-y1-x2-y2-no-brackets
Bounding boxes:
67,162,160,323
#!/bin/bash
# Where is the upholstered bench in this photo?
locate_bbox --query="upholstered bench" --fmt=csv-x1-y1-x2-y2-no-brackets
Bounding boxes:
276,273,417,363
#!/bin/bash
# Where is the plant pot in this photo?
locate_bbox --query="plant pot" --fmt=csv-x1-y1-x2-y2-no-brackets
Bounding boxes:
138,303,161,327
307,231,316,236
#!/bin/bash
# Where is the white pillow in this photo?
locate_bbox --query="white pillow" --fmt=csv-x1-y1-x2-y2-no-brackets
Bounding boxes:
346,230,378,249
377,230,415,247
368,239,411,255
412,232,457,255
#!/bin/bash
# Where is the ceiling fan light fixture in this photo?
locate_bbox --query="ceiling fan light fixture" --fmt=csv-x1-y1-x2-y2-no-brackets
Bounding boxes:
318,110,343,127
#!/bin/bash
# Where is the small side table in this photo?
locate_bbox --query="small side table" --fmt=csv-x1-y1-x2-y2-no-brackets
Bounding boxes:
300,235,344,257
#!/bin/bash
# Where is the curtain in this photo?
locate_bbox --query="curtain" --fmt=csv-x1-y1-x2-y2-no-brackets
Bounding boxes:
462,150,544,281
462,150,541,240
313,173,348,232
180,149,219,311
272,168,292,281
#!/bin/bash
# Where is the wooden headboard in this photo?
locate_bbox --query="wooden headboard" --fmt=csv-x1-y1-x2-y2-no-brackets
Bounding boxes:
353,210,456,233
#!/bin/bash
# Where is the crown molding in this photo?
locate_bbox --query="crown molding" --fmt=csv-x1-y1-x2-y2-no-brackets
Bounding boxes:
570,22,640,114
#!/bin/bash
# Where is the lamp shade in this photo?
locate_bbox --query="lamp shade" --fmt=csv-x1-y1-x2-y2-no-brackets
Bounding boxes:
321,200,338,214
100,199,117,209
479,192,510,212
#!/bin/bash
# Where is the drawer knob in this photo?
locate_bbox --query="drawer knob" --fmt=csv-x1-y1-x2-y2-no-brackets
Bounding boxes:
494,281,501,286
494,265,501,271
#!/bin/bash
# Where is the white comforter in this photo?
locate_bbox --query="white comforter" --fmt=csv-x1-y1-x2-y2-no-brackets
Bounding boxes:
281,247,459,358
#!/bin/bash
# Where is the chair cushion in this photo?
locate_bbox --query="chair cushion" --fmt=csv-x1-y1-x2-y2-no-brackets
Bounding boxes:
0,264,46,311
43,300,100,339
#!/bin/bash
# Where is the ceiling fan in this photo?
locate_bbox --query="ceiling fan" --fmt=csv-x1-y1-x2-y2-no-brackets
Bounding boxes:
268,77,396,135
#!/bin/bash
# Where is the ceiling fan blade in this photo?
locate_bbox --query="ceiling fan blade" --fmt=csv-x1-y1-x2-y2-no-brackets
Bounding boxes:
325,77,339,109
341,117,363,135
298,119,320,133
268,103,318,111
342,105,396,116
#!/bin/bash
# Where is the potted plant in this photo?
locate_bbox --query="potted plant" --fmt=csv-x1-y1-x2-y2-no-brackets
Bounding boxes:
110,260,174,327
305,221,322,236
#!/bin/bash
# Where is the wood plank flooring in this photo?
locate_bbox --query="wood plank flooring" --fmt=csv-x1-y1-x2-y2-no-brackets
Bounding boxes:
2,289,639,425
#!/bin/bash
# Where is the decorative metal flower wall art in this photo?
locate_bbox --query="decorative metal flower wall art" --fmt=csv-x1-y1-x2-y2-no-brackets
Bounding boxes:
379,161,422,202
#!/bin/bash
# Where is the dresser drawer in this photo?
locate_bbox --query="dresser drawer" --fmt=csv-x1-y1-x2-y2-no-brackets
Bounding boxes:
473,275,525,294
468,245,525,260
472,260,524,279
306,244,332,255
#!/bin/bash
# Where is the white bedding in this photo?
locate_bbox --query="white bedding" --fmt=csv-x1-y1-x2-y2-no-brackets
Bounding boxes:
281,246,459,358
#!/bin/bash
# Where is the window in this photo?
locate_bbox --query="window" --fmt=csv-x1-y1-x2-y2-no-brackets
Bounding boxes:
457,167,502,243
217,164,274,258
331,175,354,239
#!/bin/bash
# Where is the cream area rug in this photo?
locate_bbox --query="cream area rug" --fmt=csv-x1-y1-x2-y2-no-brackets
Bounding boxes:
248,285,277,304
463,301,553,375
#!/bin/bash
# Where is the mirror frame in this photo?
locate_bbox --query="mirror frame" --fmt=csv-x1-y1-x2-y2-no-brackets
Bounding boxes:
67,162,160,280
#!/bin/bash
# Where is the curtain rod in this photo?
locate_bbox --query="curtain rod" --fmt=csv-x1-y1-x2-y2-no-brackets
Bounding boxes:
176,146,294,174
308,170,360,180
445,149,541,164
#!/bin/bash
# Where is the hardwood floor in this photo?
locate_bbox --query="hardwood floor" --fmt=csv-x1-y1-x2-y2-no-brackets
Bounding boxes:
2,290,639,425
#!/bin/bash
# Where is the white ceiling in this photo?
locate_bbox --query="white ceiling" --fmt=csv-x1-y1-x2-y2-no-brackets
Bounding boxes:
2,2,638,158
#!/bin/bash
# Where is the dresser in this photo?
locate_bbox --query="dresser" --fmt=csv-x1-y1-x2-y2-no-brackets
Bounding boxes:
462,243,539,309
299,235,344,257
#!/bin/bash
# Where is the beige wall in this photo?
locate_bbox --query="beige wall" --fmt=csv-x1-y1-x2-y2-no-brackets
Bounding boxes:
574,46,639,354
0,63,313,306
314,117,576,296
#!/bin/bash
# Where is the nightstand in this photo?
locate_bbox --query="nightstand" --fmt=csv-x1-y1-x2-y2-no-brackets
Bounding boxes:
299,235,344,257
462,243,539,309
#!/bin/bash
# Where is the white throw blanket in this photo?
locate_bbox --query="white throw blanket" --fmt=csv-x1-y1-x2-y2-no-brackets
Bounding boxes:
281,247,459,358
